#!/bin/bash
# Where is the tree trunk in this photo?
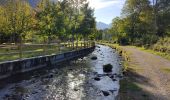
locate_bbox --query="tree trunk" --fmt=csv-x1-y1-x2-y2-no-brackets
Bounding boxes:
153,0,158,35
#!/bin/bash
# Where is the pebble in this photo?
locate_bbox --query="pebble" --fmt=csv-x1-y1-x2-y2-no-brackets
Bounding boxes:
102,91,110,96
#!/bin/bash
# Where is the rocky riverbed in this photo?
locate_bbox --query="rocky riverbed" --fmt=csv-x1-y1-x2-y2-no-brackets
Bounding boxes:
0,45,122,100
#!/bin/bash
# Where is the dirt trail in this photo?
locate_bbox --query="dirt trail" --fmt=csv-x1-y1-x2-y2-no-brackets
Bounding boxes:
122,46,170,100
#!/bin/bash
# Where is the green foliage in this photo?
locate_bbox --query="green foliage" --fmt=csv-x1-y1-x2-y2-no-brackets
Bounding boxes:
0,0,96,44
1,0,33,43
78,3,96,39
152,37,170,53
108,0,170,47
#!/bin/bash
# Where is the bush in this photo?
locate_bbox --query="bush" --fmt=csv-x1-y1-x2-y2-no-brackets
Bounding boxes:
152,37,170,53
118,37,129,45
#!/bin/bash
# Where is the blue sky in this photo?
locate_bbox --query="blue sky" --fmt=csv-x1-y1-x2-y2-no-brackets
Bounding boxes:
88,0,126,24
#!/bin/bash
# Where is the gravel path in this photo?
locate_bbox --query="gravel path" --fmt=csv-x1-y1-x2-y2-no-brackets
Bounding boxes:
123,46,170,100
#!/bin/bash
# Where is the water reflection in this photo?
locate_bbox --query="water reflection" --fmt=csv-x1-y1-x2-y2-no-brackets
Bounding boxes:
0,45,122,100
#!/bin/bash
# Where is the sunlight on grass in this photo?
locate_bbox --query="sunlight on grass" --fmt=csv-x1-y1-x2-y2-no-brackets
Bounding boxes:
160,68,170,73
34,49,43,52
130,46,170,61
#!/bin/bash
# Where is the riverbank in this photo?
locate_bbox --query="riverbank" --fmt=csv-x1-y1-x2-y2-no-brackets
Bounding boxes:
105,43,170,100
0,45,122,100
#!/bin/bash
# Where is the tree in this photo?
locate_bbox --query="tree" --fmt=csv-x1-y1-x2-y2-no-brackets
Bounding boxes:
78,3,96,45
3,0,33,43
152,0,170,37
120,0,155,45
66,0,87,49
2,0,33,57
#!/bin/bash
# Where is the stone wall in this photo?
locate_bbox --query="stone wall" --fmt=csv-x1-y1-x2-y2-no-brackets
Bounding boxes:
0,46,95,80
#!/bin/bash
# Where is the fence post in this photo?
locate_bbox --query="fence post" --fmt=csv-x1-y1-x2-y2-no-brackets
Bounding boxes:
81,42,82,48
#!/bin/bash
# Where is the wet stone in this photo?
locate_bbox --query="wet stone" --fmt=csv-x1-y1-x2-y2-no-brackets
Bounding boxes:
113,73,117,76
142,94,148,97
25,94,30,98
109,75,114,79
96,46,100,48
47,74,54,78
74,88,79,91
102,91,110,96
55,71,58,74
122,71,126,75
117,74,123,79
68,68,73,71
103,64,113,73
91,56,97,60
10,94,22,100
97,74,104,77
46,85,50,89
94,77,100,81
5,94,10,98
112,79,117,81
109,90,117,93
32,91,38,94
93,72,98,75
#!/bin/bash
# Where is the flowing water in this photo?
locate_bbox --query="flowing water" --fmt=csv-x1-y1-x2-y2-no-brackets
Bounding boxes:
0,45,122,100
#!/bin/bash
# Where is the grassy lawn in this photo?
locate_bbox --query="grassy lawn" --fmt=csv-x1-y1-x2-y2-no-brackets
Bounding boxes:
0,47,72,62
138,47,170,61
0,42,89,62
125,46,170,61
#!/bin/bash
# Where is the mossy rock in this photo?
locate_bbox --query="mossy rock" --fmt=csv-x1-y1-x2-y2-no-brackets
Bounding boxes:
103,64,113,73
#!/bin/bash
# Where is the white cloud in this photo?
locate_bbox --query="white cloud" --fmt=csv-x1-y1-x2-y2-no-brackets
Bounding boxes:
88,0,124,10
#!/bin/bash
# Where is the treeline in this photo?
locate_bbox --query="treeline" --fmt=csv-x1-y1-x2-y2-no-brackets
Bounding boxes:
109,0,170,47
0,0,96,44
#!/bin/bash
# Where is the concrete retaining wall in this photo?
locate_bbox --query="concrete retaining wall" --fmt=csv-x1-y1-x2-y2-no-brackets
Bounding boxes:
0,46,95,79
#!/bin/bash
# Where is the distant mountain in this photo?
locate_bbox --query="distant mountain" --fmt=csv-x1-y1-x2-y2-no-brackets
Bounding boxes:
28,0,41,7
0,0,58,7
96,22,111,30
0,0,8,5
0,0,40,7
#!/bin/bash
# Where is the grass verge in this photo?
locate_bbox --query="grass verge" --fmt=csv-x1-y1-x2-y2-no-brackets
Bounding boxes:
101,43,150,100
132,46,170,61
160,68,170,73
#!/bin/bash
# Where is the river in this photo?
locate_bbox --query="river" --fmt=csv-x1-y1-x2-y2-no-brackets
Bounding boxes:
0,45,122,100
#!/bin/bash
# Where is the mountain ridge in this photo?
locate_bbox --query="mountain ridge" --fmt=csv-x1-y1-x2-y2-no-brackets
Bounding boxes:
96,22,111,30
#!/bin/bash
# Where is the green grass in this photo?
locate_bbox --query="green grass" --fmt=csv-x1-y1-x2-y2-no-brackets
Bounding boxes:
0,41,92,62
160,68,170,73
0,47,73,62
0,45,56,54
132,46,170,61
0,42,91,62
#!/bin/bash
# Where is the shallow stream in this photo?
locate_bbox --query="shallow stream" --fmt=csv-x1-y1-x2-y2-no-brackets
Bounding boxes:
0,45,122,100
